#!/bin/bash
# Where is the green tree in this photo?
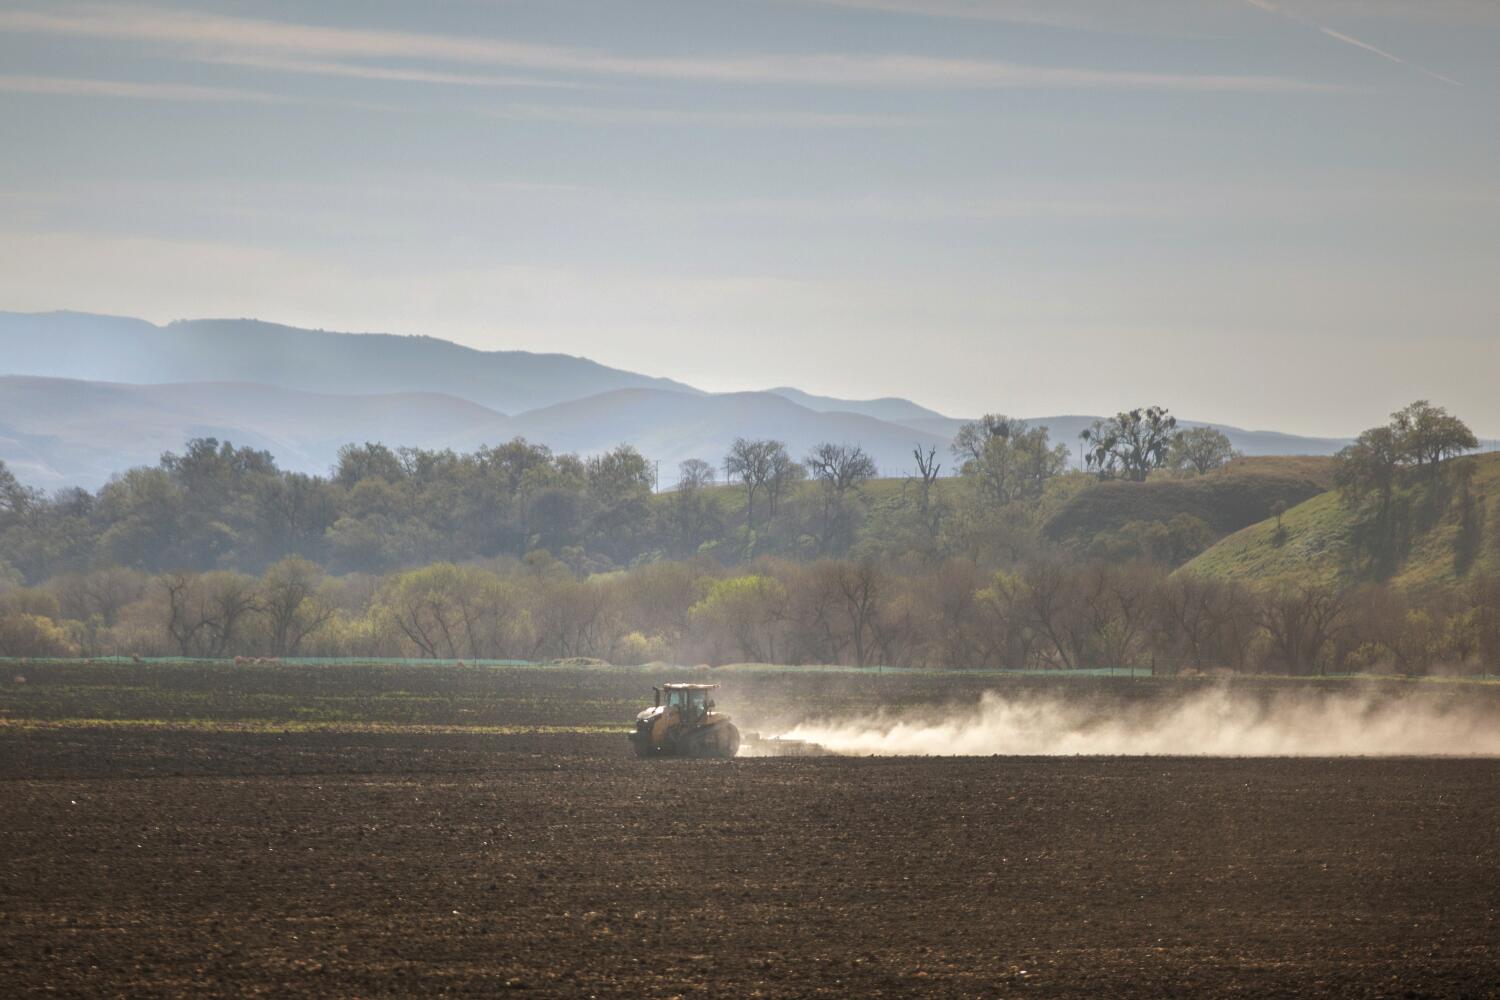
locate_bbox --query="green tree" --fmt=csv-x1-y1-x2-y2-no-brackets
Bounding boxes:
1333,426,1404,576
1170,427,1237,475
376,563,520,659
1391,400,1478,478
690,575,789,663
584,445,654,564
664,461,724,557
334,442,406,488
1080,407,1179,482
952,416,1067,507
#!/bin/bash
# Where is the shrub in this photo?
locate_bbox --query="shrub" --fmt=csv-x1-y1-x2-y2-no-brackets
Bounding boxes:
0,613,77,658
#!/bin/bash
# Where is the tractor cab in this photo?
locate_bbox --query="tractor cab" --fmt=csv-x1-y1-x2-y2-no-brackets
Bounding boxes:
660,683,714,723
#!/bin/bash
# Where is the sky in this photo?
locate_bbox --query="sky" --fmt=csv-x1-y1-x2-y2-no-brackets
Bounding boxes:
0,0,1496,436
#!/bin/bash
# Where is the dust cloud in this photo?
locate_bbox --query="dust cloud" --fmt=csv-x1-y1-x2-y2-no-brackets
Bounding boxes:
775,685,1500,757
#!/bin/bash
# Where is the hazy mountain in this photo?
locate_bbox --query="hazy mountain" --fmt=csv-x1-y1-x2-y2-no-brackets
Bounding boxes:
0,311,699,413
0,376,513,489
765,386,949,425
0,377,948,490
0,310,1371,490
891,415,970,442
508,389,950,483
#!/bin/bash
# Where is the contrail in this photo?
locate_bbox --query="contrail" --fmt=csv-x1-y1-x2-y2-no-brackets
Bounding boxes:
1244,0,1461,87
1317,26,1462,86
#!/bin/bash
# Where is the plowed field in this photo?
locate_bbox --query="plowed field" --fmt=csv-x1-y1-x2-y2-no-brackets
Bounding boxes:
2,662,1498,997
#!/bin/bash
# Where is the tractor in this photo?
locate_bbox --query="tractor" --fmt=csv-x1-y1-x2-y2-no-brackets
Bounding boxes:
629,683,741,758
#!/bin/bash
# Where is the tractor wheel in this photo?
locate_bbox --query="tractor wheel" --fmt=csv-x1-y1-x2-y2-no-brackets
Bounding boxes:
719,723,741,759
629,732,654,759
678,729,708,758
691,723,739,758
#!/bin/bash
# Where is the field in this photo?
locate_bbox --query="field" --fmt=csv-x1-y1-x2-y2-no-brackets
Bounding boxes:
4,662,1500,998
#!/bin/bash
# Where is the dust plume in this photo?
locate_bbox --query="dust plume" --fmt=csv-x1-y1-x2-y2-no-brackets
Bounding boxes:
775,684,1500,757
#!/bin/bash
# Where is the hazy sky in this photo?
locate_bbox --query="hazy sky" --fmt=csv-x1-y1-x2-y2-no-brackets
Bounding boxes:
1,1,1496,434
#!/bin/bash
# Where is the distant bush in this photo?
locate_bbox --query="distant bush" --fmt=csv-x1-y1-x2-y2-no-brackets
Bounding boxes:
0,613,77,658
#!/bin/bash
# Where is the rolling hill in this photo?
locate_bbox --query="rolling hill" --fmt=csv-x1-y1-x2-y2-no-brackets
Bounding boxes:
1042,457,1334,550
1182,452,1500,590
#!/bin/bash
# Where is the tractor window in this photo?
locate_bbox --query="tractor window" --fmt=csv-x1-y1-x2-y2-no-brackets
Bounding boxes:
667,689,687,708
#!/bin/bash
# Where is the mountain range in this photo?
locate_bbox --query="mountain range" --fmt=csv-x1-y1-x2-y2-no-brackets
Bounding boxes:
1,311,1362,490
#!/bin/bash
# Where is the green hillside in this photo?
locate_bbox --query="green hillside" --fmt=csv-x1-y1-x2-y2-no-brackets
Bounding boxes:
1183,452,1500,590
1041,457,1332,549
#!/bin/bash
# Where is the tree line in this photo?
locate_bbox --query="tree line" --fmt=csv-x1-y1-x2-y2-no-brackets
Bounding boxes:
2,554,1497,675
1,399,1492,672
0,409,1242,585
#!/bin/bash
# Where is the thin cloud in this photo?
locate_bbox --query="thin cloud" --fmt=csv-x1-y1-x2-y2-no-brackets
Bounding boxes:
792,0,1206,35
1245,0,1462,86
483,104,912,128
200,54,588,90
0,4,1348,93
795,0,1108,28
0,73,283,103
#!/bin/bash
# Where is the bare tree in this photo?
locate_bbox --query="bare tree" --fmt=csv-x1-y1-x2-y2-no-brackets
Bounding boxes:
50,567,146,627
1078,562,1158,671
906,445,944,546
1257,584,1348,675
924,558,983,669
725,438,776,531
835,559,885,667
806,443,878,555
162,573,206,656
1014,562,1085,670
162,572,261,657
1152,574,1251,673
261,557,334,656
870,579,926,668
765,446,805,521
677,458,717,490
806,443,878,495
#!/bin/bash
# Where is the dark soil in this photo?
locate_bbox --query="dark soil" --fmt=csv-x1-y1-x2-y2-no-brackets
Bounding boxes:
4,725,1499,998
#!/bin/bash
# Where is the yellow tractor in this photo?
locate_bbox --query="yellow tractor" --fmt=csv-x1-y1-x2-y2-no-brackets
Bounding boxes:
629,683,741,758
